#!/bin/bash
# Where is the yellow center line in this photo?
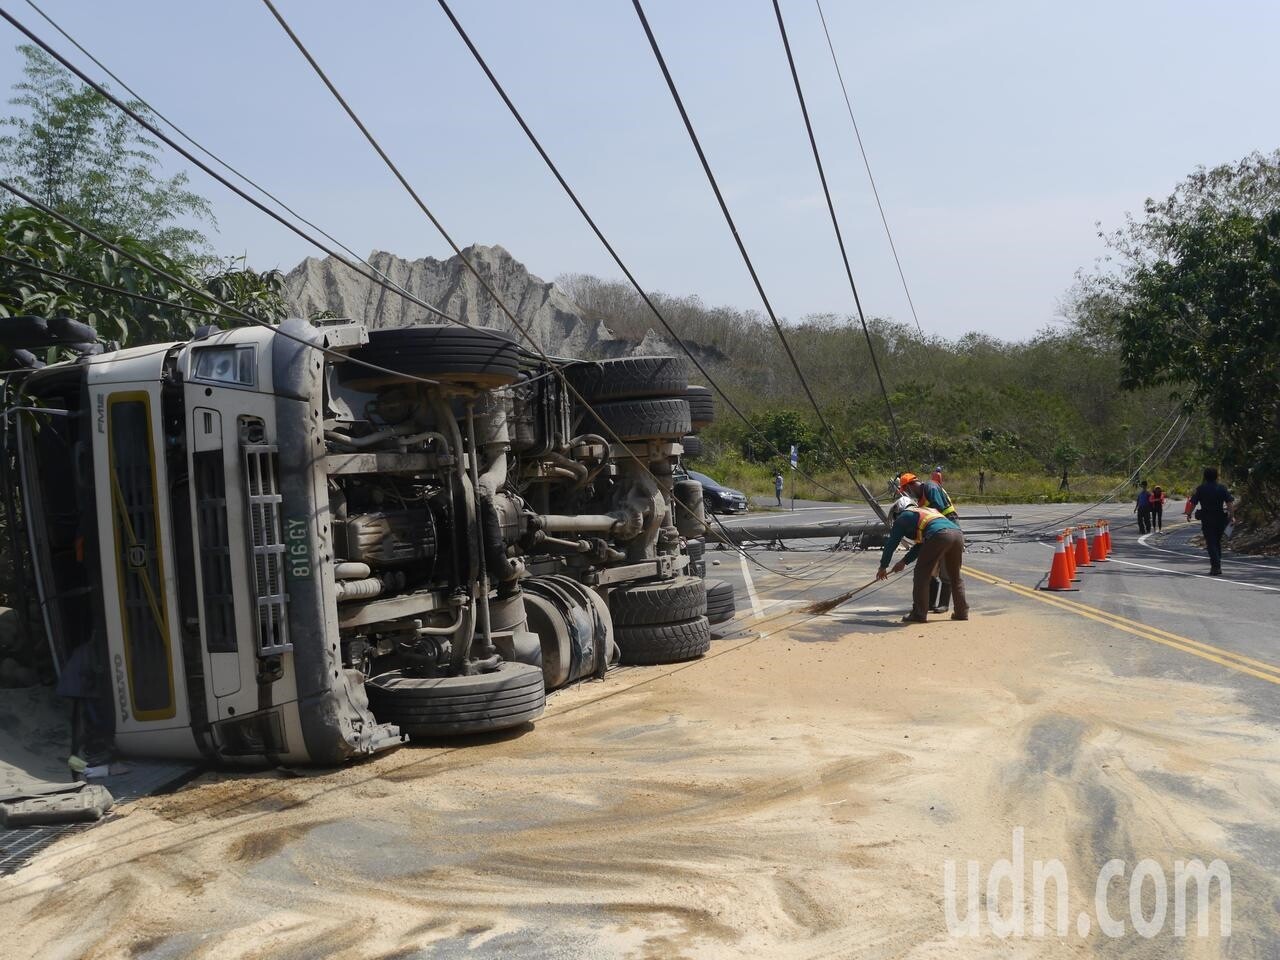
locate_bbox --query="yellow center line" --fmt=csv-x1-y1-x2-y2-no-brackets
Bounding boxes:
966,566,1280,687
972,566,1280,674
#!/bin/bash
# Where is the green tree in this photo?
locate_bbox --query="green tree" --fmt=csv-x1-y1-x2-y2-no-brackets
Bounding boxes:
1,205,286,345
1078,150,1280,511
0,44,212,263
744,409,824,466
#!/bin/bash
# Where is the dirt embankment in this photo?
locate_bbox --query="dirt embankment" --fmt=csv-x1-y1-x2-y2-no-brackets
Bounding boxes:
1230,516,1280,556
1,585,1276,958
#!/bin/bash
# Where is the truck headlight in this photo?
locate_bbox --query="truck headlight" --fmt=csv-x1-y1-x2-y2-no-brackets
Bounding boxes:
192,346,256,386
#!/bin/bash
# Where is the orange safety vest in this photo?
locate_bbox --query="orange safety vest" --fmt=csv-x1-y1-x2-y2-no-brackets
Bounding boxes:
910,506,946,543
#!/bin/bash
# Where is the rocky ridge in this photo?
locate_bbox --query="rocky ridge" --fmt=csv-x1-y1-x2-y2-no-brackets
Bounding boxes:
283,244,725,363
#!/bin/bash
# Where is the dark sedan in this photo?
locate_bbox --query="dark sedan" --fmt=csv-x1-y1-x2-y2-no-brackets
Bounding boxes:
687,470,749,514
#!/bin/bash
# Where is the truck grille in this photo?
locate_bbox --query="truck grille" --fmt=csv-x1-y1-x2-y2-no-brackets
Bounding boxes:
242,444,291,655
194,450,236,653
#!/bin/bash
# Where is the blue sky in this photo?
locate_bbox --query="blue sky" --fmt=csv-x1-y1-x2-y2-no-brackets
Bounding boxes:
2,1,1277,339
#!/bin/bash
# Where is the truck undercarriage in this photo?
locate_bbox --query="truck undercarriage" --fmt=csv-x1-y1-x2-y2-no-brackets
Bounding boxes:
0,316,734,767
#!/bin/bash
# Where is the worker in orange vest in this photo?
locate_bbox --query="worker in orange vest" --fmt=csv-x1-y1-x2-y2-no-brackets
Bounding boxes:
899,471,960,613
876,496,969,623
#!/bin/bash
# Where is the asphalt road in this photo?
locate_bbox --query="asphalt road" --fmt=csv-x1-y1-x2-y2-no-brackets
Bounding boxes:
7,498,1278,956
709,498,1280,725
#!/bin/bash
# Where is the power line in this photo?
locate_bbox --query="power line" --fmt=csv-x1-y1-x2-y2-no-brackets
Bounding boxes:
813,0,924,336
1,182,830,586
20,0,380,284
432,0,851,503
21,0,855,506
0,253,256,323
258,0,551,354
771,0,904,456
630,0,888,524
0,181,443,387
0,7,872,581
253,1,865,579
0,6,502,343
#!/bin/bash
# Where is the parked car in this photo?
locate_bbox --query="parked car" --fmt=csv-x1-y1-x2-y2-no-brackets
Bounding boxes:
686,470,749,514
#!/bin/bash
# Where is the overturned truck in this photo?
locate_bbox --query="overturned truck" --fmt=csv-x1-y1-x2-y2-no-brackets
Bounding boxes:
0,316,734,766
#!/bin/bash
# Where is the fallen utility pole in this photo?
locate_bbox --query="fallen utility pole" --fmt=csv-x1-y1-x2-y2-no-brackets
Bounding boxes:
707,520,885,545
705,516,1013,550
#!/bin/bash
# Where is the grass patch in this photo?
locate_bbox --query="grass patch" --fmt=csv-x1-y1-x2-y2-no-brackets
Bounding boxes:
686,449,1200,507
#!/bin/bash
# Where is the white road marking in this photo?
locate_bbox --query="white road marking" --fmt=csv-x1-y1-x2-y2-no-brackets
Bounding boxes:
1138,531,1279,571
738,551,765,617
1106,556,1280,592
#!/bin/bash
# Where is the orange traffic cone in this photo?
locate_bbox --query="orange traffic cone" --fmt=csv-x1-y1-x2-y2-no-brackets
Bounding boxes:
1063,528,1079,580
1091,521,1108,561
1040,535,1077,591
1075,523,1094,567
1100,520,1112,558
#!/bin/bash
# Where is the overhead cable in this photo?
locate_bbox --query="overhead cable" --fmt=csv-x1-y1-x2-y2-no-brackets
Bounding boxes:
813,0,924,335
771,0,904,456
253,0,860,579
433,0,851,503
630,0,887,523
0,6,869,581
0,181,444,387
0,6,501,341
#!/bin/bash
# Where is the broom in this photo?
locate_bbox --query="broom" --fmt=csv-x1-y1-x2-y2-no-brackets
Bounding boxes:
801,577,882,616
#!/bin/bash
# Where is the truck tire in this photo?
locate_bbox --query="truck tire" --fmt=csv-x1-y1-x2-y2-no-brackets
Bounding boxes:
338,325,522,390
609,574,706,627
365,661,545,738
0,315,97,350
564,356,687,402
590,398,690,442
705,579,736,625
47,316,97,344
615,616,711,665
680,435,703,457
685,385,715,430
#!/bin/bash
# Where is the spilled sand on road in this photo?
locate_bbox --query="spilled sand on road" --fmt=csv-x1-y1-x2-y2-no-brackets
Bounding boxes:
2,570,1278,959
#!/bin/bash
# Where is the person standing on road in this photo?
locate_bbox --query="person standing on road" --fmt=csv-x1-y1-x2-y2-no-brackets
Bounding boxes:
932,465,944,485
876,496,969,623
773,470,785,507
1150,484,1167,532
1185,467,1235,575
897,472,961,615
1135,480,1152,534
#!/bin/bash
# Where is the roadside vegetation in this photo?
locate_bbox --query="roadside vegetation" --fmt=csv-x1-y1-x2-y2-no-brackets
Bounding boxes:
559,287,1210,505
564,153,1280,539
0,43,1273,536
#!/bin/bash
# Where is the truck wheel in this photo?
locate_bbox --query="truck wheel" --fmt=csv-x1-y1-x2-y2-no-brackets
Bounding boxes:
590,397,691,442
615,616,711,665
680,434,703,457
338,325,523,390
365,661,545,738
0,315,97,350
705,579,737,625
684,385,715,430
609,574,706,626
686,537,705,563
564,356,687,402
